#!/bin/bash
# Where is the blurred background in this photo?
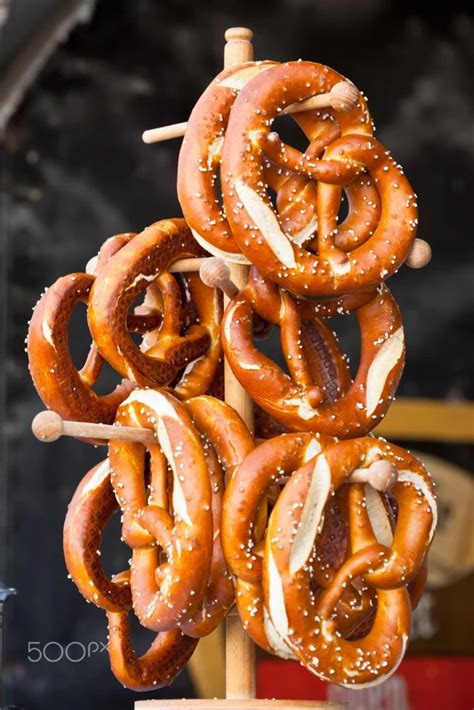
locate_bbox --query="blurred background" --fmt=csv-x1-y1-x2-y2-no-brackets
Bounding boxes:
2,1,473,708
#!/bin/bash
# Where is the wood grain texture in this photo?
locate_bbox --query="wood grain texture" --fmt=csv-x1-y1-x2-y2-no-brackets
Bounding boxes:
222,28,256,702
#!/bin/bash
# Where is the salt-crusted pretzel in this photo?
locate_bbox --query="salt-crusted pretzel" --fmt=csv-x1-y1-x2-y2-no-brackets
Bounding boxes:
222,61,417,296
264,437,436,687
174,274,223,400
27,233,161,430
109,388,213,632
88,219,215,388
107,572,198,691
223,435,374,657
222,271,404,437
178,61,326,262
179,395,255,636
63,460,132,612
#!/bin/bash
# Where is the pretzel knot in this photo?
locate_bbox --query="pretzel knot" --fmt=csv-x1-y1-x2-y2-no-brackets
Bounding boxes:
222,269,404,437
88,218,221,390
219,61,417,296
222,434,375,658
264,437,437,686
27,233,161,437
178,61,369,263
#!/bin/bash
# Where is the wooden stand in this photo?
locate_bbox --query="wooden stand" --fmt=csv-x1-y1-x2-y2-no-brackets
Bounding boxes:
134,25,344,710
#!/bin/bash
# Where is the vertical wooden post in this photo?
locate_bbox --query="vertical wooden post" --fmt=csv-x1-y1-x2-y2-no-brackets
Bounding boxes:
222,27,256,701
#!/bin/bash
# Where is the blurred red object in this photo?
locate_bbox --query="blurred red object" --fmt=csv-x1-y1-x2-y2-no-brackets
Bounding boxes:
257,657,474,709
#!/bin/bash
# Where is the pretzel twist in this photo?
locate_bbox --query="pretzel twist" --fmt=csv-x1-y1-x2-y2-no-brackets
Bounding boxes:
88,219,220,389
107,572,198,691
220,61,417,296
110,389,214,631
178,61,347,262
264,437,437,686
63,460,132,612
222,271,404,437
27,233,163,435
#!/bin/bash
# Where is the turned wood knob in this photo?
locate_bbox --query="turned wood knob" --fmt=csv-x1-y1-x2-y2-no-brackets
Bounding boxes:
366,460,399,491
32,410,64,442
329,81,359,111
199,257,239,298
225,27,253,42
406,238,432,269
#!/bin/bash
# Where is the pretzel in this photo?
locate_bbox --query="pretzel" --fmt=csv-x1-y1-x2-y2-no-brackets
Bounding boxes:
178,61,337,262
27,233,162,431
109,388,213,631
88,219,218,389
180,395,255,635
63,460,132,612
264,437,437,686
107,572,198,691
221,61,418,296
222,270,404,437
223,435,378,658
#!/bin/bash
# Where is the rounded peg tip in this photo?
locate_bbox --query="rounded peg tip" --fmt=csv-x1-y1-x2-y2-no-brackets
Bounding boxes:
406,238,432,269
199,257,231,289
225,27,253,42
32,410,64,442
367,459,398,492
329,81,359,111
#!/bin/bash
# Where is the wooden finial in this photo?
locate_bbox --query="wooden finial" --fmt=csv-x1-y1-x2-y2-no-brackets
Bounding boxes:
224,27,253,42
199,257,239,298
32,410,64,442
406,238,432,269
328,81,359,111
32,410,157,445
349,459,398,491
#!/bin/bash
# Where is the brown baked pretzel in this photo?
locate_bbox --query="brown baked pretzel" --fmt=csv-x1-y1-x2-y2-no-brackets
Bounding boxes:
88,219,218,389
264,437,436,686
222,270,404,437
221,61,417,296
63,460,132,612
180,395,255,635
178,61,329,262
107,572,198,691
223,434,377,658
110,388,213,632
27,233,162,430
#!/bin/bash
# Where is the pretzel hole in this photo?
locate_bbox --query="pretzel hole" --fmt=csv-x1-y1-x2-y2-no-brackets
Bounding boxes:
271,114,309,154
101,508,133,580
255,325,291,376
329,313,361,380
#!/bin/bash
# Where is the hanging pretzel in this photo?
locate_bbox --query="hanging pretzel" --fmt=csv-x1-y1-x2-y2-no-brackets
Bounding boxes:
106,571,198,691
221,61,418,296
88,219,219,389
264,437,436,686
179,395,254,636
63,460,132,612
27,233,161,431
109,388,213,631
178,61,352,262
222,434,374,655
222,269,404,437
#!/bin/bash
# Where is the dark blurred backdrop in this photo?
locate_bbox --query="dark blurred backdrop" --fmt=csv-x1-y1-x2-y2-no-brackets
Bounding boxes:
2,1,473,709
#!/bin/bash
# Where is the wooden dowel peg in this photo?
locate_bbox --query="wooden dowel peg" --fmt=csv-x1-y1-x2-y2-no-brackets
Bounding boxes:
142,121,188,145
169,257,209,273
32,410,157,446
348,459,398,491
282,81,359,115
199,258,239,298
406,238,432,269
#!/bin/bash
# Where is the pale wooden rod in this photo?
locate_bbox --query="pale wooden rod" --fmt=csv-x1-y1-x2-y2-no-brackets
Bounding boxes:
219,26,257,704
142,82,358,144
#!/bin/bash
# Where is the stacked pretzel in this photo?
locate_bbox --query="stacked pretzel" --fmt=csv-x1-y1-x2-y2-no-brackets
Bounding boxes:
27,58,436,691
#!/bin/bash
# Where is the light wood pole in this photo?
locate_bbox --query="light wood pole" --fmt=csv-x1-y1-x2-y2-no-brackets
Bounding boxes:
220,27,256,702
